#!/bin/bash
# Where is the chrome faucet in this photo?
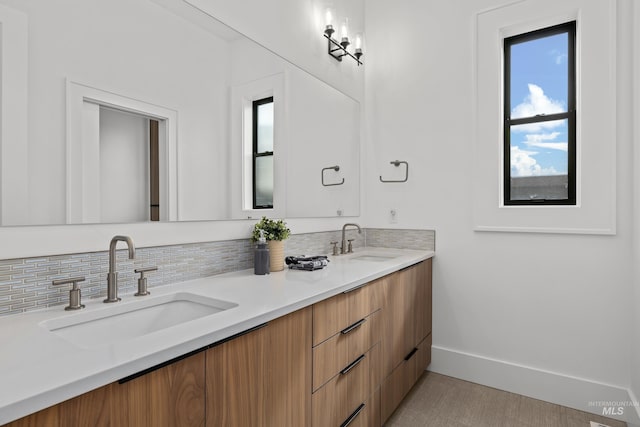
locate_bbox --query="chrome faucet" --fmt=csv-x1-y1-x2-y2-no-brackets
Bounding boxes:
104,235,136,303
341,223,361,254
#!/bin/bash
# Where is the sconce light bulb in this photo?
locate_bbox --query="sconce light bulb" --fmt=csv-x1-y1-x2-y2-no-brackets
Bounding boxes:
325,7,334,27
355,34,362,50
340,18,349,40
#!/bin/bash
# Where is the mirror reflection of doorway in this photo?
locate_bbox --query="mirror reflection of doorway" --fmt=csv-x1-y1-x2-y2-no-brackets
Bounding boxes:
98,106,160,223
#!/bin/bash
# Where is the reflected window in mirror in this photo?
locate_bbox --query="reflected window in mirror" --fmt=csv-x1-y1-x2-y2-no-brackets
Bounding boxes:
253,97,274,209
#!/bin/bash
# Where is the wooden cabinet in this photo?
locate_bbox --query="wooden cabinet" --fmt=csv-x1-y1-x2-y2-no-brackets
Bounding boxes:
380,259,433,424
6,258,432,427
206,306,311,427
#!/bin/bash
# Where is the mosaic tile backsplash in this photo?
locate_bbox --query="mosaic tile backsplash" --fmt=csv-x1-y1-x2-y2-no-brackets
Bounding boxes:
0,228,434,317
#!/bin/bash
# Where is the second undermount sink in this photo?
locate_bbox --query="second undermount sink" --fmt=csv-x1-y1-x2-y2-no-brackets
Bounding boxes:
41,292,237,348
349,254,400,262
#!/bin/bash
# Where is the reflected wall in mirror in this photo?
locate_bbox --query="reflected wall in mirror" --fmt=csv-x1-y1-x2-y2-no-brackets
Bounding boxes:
0,0,360,226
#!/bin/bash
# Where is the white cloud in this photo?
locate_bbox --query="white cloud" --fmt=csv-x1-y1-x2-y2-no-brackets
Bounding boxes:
550,49,567,65
512,84,565,118
524,132,568,152
510,146,559,177
527,132,561,141
511,84,566,132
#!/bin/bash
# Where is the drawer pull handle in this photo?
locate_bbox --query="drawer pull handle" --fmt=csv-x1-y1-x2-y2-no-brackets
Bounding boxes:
340,403,365,427
404,347,418,361
340,318,367,335
342,283,366,294
340,354,366,375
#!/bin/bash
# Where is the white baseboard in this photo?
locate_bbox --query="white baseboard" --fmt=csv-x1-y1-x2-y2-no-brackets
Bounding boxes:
429,345,640,426
628,388,640,427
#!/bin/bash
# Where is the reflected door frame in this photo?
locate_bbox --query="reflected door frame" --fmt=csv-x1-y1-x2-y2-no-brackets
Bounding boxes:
65,80,178,224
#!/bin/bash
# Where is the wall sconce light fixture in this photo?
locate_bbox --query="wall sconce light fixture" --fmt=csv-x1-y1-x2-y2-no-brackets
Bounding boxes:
323,9,363,66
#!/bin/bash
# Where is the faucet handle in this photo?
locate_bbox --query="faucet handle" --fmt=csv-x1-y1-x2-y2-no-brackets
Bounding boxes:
330,242,339,256
347,239,355,253
52,276,86,311
134,266,157,296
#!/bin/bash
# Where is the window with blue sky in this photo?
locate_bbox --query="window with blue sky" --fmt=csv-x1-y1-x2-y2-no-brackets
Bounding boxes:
504,22,576,205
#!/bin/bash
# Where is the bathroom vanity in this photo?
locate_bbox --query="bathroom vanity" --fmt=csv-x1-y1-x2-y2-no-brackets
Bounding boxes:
0,248,433,426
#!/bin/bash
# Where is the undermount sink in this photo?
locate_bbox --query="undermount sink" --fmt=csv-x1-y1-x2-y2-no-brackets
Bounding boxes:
349,254,400,262
41,292,237,348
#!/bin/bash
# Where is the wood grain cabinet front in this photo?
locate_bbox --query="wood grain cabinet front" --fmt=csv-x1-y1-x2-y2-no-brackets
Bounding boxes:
206,306,312,427
313,309,381,391
380,259,433,424
312,342,381,427
311,277,385,427
5,352,206,427
312,278,382,347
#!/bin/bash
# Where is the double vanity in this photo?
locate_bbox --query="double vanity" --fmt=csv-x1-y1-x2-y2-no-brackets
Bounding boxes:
0,247,434,426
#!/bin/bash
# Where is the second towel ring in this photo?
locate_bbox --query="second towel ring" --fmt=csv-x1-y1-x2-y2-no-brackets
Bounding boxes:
380,160,409,183
322,165,345,186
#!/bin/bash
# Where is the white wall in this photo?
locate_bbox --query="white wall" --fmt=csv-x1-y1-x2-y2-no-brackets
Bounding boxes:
185,0,365,102
99,108,149,224
365,0,637,423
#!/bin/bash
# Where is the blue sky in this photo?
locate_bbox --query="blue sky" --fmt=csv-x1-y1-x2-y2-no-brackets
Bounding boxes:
509,32,569,177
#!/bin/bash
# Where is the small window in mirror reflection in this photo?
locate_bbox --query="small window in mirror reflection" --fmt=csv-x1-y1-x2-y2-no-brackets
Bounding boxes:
253,97,274,209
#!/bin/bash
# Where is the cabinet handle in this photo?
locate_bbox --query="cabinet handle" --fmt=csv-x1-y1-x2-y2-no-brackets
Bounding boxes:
119,322,269,384
404,347,418,361
342,283,366,294
340,403,365,427
340,354,366,375
340,318,367,335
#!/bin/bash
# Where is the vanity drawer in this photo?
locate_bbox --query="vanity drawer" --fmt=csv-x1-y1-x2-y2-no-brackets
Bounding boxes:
335,390,380,427
339,389,380,427
313,277,382,346
313,310,380,391
380,334,431,423
312,343,380,427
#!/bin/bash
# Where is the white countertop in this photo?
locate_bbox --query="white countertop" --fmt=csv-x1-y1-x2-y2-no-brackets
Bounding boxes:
0,247,434,424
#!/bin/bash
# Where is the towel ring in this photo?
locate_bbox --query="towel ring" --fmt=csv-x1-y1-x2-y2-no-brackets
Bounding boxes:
322,165,345,186
380,160,409,183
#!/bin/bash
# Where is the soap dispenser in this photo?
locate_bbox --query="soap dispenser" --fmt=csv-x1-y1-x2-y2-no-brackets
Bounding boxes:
254,229,270,275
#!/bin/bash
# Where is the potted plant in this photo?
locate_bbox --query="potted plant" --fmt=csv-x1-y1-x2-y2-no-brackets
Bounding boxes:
252,217,290,272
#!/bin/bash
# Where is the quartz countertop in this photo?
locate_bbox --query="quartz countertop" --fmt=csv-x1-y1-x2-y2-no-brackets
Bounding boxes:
0,247,434,424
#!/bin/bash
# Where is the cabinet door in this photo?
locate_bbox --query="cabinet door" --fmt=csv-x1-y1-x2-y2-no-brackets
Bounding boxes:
114,351,206,427
380,352,417,424
7,353,206,427
382,261,432,378
382,270,414,376
206,325,268,426
266,307,312,426
206,307,312,427
6,384,112,427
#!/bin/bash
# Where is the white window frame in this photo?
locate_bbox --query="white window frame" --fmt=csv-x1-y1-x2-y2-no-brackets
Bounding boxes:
472,0,616,234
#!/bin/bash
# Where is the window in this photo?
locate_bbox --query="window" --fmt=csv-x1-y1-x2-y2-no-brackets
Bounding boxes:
503,21,576,205
252,97,274,209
